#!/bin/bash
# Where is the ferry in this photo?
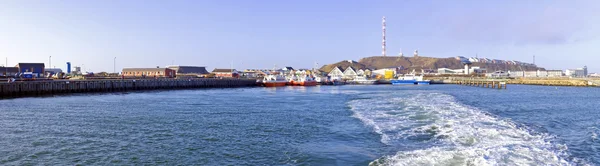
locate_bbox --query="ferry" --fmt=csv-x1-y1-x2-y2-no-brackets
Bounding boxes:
391,74,430,85
261,75,287,87
291,75,317,86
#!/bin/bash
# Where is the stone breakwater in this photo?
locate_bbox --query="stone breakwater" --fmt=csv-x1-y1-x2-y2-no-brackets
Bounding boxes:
507,79,595,87
0,78,258,98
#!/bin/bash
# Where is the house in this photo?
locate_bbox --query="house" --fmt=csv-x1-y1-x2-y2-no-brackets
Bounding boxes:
468,57,479,63
356,69,365,76
0,67,19,77
327,67,344,78
343,67,358,80
212,69,238,78
295,69,311,75
122,68,176,78
166,66,210,77
364,69,373,77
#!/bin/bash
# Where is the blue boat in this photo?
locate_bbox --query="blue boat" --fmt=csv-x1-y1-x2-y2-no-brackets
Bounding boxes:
391,79,416,85
391,74,430,85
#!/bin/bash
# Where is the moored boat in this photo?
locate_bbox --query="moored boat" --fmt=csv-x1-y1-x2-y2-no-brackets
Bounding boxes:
391,74,430,85
262,74,288,87
291,75,317,86
348,76,378,85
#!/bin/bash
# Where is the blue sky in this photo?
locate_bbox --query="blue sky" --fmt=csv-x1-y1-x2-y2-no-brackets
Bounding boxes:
1,0,599,72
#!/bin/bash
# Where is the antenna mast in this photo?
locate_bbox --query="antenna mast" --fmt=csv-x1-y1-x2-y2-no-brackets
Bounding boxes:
382,16,386,57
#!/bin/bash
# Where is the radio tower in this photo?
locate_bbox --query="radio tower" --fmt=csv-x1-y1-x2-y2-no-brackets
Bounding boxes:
382,16,386,57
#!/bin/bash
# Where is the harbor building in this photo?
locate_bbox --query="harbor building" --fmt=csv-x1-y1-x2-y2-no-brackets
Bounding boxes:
45,68,63,75
437,68,465,75
547,70,563,77
122,68,176,77
212,69,238,78
166,65,210,77
372,68,396,79
343,67,358,80
566,66,588,77
16,63,45,77
0,67,19,77
469,67,487,74
327,67,344,78
508,70,564,78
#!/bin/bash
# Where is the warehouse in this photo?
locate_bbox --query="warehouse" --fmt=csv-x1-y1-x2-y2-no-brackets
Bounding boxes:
122,68,175,78
166,65,210,77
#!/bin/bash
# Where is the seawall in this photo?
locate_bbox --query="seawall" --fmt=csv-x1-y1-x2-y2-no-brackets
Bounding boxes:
0,78,257,98
426,76,599,87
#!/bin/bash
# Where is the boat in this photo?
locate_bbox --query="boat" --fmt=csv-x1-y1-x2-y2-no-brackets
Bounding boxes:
348,76,378,85
391,74,430,85
261,74,288,87
323,76,345,85
291,75,317,86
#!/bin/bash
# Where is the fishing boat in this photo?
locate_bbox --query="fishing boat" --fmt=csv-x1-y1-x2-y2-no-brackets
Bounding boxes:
261,74,288,87
291,75,317,86
348,76,378,85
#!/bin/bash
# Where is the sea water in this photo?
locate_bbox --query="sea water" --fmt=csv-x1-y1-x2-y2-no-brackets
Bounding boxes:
0,85,598,165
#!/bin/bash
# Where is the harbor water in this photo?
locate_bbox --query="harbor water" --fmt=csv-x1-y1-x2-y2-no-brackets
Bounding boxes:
0,85,599,165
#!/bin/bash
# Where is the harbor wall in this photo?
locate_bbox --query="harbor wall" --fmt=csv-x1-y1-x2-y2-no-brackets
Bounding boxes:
0,78,257,98
427,76,598,87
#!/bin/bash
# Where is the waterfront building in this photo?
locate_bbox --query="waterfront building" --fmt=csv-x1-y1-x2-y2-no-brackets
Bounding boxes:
469,57,479,63
524,71,538,77
16,63,45,78
292,69,311,76
343,67,358,80
566,66,588,77
0,67,19,77
488,70,509,78
546,70,563,77
45,68,63,75
166,65,210,77
469,66,487,74
509,71,524,77
212,69,238,78
239,71,259,78
356,69,365,76
122,68,176,77
536,70,548,77
364,69,373,78
327,67,344,78
437,68,465,75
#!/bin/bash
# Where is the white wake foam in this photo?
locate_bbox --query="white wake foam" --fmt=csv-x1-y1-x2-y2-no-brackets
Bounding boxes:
348,92,571,166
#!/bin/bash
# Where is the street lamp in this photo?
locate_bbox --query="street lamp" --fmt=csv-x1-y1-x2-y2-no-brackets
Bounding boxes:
113,57,116,74
49,56,52,69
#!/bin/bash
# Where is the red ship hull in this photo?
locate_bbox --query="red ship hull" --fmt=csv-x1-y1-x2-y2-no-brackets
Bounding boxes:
291,81,317,86
263,82,287,87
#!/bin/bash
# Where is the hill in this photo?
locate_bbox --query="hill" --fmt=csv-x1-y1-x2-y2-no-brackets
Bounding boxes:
320,56,543,73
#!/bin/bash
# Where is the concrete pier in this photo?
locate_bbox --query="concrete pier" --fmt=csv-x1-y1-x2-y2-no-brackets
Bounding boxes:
0,78,257,98
452,78,507,90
